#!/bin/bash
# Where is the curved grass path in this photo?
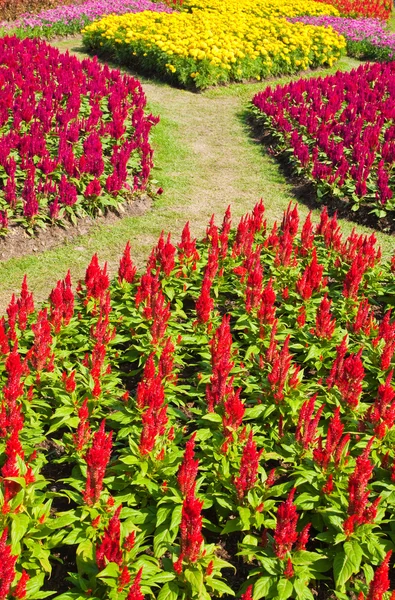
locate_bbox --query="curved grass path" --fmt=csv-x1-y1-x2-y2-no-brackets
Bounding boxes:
0,39,392,312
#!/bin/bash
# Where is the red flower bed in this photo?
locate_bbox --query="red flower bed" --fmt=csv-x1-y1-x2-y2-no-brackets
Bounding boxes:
1,201,395,598
315,0,392,19
0,36,158,235
252,61,395,223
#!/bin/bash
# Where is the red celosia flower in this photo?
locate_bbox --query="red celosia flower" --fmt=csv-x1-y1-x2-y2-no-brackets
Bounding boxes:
84,254,110,303
178,222,199,271
322,474,334,495
206,560,214,576
0,528,17,600
344,441,379,534
295,394,323,449
234,431,263,500
73,399,91,452
177,433,199,497
366,551,392,600
334,349,365,408
296,523,311,551
300,211,314,256
118,566,131,592
296,249,324,300
14,570,29,600
222,387,245,442
343,253,367,299
195,275,214,325
273,488,299,559
314,295,336,339
258,278,276,328
241,585,253,600
267,335,294,403
118,241,137,284
49,271,74,334
206,315,234,411
27,309,54,372
62,371,76,393
96,506,122,570
219,205,232,260
314,407,349,469
245,248,263,313
139,401,168,456
284,558,294,579
177,491,204,565
366,370,395,439
124,531,135,552
126,568,144,600
84,420,112,505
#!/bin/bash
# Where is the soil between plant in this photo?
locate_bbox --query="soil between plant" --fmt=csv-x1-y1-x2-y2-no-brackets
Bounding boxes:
0,196,151,263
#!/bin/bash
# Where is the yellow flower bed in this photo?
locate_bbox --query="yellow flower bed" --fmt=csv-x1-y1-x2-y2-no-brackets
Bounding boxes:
183,0,339,17
83,9,345,89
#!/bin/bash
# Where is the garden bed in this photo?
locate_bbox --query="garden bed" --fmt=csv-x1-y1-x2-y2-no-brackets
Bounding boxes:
1,200,395,599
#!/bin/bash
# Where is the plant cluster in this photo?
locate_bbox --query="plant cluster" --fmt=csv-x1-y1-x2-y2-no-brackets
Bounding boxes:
0,0,83,22
0,36,158,236
251,61,395,221
181,0,339,18
289,15,395,61
82,8,345,90
314,0,392,20
1,200,395,599
1,0,173,40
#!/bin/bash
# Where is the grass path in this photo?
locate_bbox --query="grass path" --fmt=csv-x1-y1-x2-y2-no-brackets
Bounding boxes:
0,40,392,312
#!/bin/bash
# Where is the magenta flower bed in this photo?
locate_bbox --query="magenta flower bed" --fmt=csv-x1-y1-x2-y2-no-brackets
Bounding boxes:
288,15,395,60
251,61,395,221
2,0,173,37
1,200,395,598
0,36,158,235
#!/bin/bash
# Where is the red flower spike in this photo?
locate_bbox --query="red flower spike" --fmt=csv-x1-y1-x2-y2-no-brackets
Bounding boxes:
0,528,17,600
267,335,294,403
322,474,334,495
27,309,54,372
14,570,29,600
119,242,137,284
284,558,294,579
234,432,263,500
83,420,112,506
315,295,336,339
178,491,204,565
297,523,311,551
177,433,199,497
206,315,234,411
241,585,254,600
274,488,299,559
178,222,199,270
219,205,232,260
258,278,276,327
118,566,131,593
49,271,74,334
366,551,392,600
126,568,144,600
96,506,123,570
295,394,323,450
73,399,91,452
124,531,135,552
296,249,324,300
222,387,245,441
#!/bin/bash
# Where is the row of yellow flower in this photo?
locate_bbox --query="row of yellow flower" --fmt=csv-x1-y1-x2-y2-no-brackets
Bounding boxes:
183,0,339,18
82,3,345,89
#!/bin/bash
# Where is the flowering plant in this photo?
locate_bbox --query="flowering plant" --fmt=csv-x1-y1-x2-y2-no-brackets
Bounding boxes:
251,61,395,222
82,10,345,90
1,200,395,597
2,0,173,39
0,36,158,236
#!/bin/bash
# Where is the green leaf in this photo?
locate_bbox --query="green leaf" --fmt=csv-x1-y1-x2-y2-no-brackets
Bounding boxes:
206,577,235,596
157,582,179,600
97,562,120,579
170,505,182,531
276,578,293,600
201,413,222,423
253,576,271,600
238,506,251,530
184,568,204,594
333,541,362,591
11,514,30,548
294,579,314,600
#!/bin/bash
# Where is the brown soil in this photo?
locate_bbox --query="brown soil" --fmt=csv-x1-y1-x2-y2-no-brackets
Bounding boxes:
0,195,151,262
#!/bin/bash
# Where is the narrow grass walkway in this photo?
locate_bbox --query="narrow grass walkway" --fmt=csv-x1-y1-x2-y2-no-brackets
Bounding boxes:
0,41,392,312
